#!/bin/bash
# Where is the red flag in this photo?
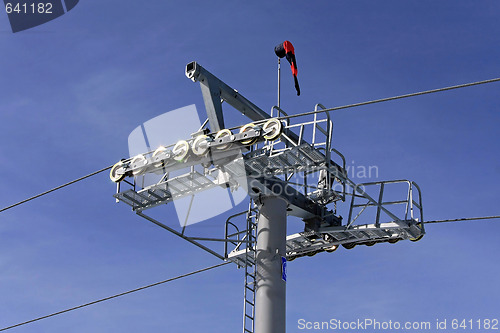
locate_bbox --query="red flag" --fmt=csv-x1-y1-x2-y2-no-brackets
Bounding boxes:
275,41,300,96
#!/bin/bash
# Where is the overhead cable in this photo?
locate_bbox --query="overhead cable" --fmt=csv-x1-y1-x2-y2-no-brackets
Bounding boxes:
279,77,500,120
424,215,500,224
0,262,229,331
0,165,113,213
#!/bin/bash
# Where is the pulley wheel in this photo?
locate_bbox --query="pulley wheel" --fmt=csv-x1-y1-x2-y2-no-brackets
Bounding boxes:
306,250,320,257
214,129,233,150
262,118,283,141
342,243,356,250
110,161,126,183
239,123,258,145
152,146,169,168
131,154,148,175
325,245,338,253
173,140,190,161
191,135,210,156
410,223,424,242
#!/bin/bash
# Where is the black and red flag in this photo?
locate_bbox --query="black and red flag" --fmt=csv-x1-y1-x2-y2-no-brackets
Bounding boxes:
274,40,300,96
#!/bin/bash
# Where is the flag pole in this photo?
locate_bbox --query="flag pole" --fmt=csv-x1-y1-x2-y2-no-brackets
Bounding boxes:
277,58,281,109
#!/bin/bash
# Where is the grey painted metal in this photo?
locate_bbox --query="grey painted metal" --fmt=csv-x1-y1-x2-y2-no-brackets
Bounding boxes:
347,180,424,232
116,63,414,232
375,183,385,227
277,58,281,108
116,107,425,262
199,75,225,132
224,209,253,259
254,196,287,333
227,219,424,264
115,138,341,222
112,62,426,333
186,61,271,126
185,61,305,146
243,201,257,333
227,179,424,264
188,237,250,243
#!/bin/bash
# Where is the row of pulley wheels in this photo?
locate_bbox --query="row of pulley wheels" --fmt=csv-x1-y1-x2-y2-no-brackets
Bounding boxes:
288,232,423,261
110,118,283,182
175,118,283,160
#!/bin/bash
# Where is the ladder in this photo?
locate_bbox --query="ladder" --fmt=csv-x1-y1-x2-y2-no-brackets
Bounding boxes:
243,201,257,333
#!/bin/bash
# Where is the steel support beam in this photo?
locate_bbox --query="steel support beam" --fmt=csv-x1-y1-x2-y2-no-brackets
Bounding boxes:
186,61,306,146
186,61,272,126
199,70,225,132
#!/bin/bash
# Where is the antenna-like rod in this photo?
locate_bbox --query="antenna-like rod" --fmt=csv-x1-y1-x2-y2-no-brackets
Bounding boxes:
277,58,281,109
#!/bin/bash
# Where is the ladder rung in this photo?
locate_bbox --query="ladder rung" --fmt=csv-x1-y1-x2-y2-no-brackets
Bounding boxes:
243,217,256,333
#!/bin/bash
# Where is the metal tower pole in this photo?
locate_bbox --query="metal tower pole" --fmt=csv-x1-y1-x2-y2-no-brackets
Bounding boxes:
254,196,287,333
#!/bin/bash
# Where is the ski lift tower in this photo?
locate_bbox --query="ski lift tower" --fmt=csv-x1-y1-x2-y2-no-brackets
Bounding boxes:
110,61,425,333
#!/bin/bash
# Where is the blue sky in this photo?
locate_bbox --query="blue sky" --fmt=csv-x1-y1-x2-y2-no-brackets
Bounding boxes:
1,1,499,332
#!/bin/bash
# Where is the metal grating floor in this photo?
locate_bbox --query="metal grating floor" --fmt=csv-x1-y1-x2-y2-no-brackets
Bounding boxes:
114,171,218,211
227,220,424,266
